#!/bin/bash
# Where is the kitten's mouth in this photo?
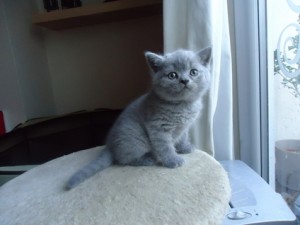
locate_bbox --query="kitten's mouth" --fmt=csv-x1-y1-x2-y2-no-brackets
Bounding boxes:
181,84,191,90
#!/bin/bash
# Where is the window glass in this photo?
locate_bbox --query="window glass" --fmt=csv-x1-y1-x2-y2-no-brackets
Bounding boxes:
268,0,300,222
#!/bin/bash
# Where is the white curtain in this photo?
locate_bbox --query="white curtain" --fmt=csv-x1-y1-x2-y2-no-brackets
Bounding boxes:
163,0,233,160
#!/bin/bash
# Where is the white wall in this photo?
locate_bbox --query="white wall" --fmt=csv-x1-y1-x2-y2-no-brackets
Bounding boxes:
0,0,163,130
0,1,26,131
45,16,163,114
0,0,55,131
4,1,55,118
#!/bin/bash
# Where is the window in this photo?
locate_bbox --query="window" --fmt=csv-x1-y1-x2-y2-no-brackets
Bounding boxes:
267,0,300,222
232,0,300,222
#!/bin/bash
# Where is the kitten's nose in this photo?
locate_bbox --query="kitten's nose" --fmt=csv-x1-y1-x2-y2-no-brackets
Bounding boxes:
180,79,189,85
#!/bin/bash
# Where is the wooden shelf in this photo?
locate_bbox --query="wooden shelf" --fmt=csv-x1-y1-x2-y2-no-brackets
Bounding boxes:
32,0,162,30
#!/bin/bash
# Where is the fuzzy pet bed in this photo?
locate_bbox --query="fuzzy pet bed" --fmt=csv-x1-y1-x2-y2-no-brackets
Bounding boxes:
0,146,230,225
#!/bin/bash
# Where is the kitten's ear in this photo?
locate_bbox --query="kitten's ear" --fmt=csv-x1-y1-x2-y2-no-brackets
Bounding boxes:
197,47,212,66
145,51,164,73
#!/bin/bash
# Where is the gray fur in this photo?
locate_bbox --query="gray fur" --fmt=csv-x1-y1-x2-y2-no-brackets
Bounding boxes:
66,47,212,189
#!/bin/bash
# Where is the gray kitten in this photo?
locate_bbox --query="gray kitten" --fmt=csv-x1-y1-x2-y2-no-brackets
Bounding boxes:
67,47,212,189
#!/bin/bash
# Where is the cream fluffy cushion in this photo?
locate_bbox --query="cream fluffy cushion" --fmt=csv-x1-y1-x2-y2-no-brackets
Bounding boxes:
0,146,230,225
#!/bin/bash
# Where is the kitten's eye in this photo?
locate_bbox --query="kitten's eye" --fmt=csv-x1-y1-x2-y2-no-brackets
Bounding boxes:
190,69,198,76
167,72,178,80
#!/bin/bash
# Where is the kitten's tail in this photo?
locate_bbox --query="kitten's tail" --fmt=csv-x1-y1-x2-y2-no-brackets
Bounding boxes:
66,147,113,190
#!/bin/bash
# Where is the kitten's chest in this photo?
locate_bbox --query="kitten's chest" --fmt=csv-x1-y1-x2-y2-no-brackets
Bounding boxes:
168,109,197,125
152,102,201,132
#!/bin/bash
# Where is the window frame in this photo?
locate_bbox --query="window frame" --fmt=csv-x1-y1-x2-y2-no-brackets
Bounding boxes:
230,0,271,183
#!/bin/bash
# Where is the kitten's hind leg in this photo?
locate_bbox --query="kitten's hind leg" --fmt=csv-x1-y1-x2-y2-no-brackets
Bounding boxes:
129,152,157,166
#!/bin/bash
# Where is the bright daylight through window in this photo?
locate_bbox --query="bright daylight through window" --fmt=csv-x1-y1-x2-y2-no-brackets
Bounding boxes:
268,0,300,223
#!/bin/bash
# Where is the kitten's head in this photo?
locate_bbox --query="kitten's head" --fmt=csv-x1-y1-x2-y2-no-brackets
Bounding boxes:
145,47,211,102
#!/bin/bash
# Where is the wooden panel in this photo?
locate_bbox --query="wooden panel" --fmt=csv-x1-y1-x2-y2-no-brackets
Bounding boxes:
32,0,162,30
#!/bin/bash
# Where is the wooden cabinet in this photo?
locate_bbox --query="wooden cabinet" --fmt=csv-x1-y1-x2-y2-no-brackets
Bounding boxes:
32,0,162,30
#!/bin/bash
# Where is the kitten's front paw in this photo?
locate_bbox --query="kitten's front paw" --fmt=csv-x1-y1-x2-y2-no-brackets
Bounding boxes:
162,155,184,168
176,143,194,154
